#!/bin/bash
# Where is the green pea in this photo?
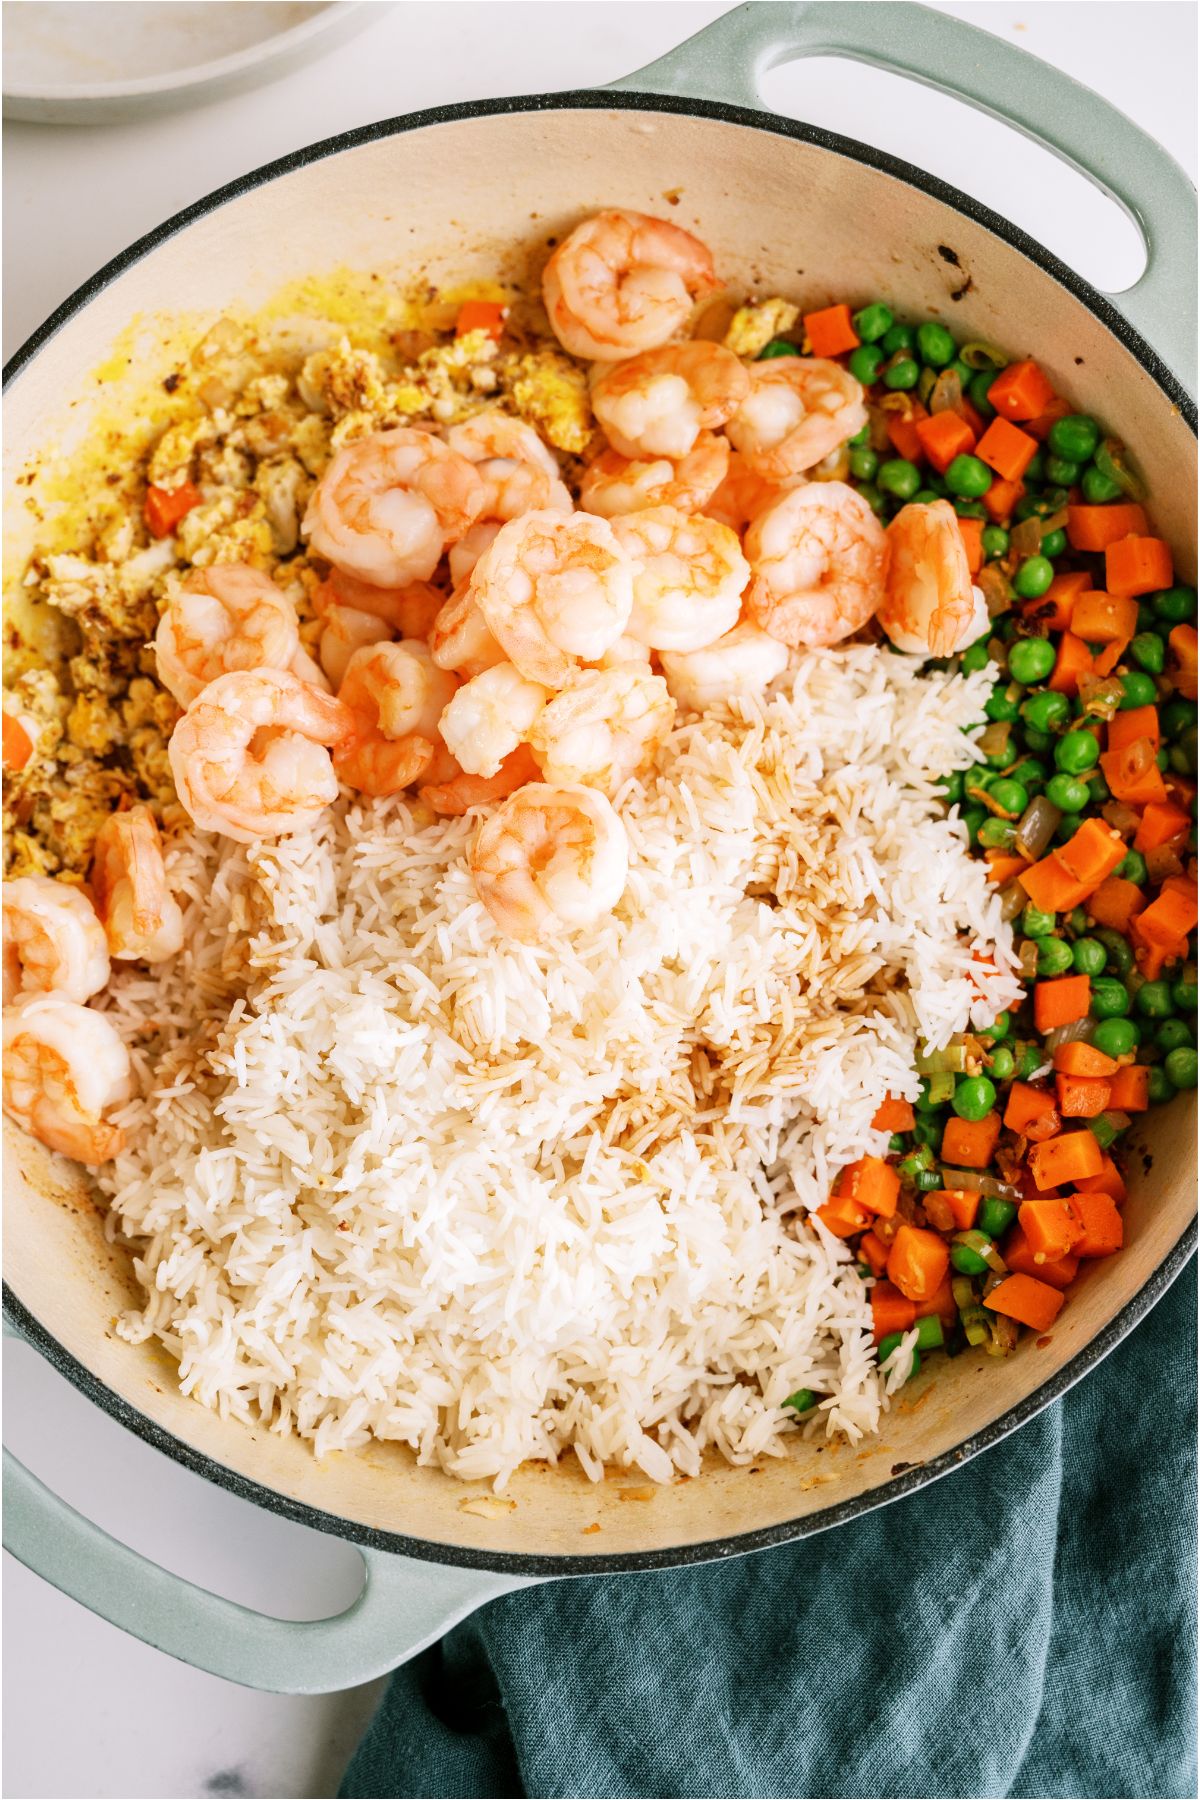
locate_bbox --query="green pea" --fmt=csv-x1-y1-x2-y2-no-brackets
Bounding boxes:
1119,671,1159,710
1156,1018,1193,1053
960,639,993,676
954,498,988,520
939,770,966,806
1153,585,1197,624
1116,848,1147,885
784,1388,817,1414
1092,1017,1140,1059
859,482,887,519
1013,556,1055,600
848,344,886,386
978,1012,1012,1041
985,685,1021,723
1094,929,1135,977
1148,1064,1175,1105
1023,450,1047,485
1081,464,1123,504
915,321,957,368
981,525,1010,560
1022,905,1057,938
1055,729,1100,774
1045,772,1089,813
976,1196,1017,1239
1048,413,1100,464
1052,816,1078,846
988,777,1028,815
1136,980,1175,1020
853,303,894,343
1015,487,1068,522
1022,689,1070,734
1162,698,1198,740
1040,528,1068,559
848,424,870,447
1016,1043,1046,1080
758,339,798,360
1037,936,1075,977
946,358,974,389
976,818,1013,849
1171,973,1198,1012
849,445,880,481
1071,936,1107,976
1156,746,1171,771
878,1332,904,1362
1129,632,1166,674
987,1045,1015,1081
1023,726,1054,755
913,488,942,505
1164,1047,1199,1089
1085,771,1110,805
1043,456,1080,488
944,453,993,499
951,1243,990,1276
1007,637,1056,685
968,369,997,417
1066,905,1089,936
1091,976,1131,1020
1012,757,1048,792
1170,733,1199,777
882,323,914,356
878,457,922,500
953,1074,996,1120
913,1314,945,1351
884,356,920,391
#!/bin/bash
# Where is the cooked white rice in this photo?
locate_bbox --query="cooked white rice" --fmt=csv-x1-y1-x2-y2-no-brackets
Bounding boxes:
99,645,1021,1488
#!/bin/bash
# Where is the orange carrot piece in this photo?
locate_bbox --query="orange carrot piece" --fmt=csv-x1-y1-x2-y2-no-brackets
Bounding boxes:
455,299,507,340
1025,570,1091,633
941,1113,1002,1169
1017,854,1090,914
1048,632,1095,696
1075,1154,1127,1204
1105,536,1174,597
859,1231,890,1276
837,1154,900,1219
886,407,926,464
926,1273,960,1329
915,409,977,473
1071,590,1139,647
1053,1041,1119,1078
981,475,1025,522
886,1225,950,1306
1066,1190,1124,1258
1056,1074,1113,1119
803,303,859,357
985,1272,1065,1331
974,416,1039,482
1018,1198,1083,1263
1133,881,1199,950
1065,502,1148,553
1029,1129,1104,1191
985,851,1029,886
871,1280,916,1343
2,709,33,771
1056,817,1126,891
1087,876,1146,932
932,1188,980,1231
1169,624,1199,700
958,515,985,576
1107,705,1160,755
987,360,1057,422
1134,801,1191,853
817,1194,871,1239
1004,1082,1061,1140
1025,396,1073,442
1099,742,1168,808
1033,974,1091,1033
1003,1223,1079,1290
872,1096,916,1133
144,480,201,539
1106,1065,1150,1113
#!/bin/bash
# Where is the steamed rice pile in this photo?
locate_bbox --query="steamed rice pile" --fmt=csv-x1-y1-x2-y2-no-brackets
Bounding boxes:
100,646,1020,1488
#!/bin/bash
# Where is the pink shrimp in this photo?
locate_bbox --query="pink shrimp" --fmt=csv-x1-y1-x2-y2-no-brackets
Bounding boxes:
744,481,888,648
542,209,719,361
302,428,485,587
726,357,867,483
577,432,730,520
591,341,749,459
333,641,458,797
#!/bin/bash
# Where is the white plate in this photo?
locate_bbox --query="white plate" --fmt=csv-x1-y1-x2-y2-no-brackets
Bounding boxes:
3,1,379,122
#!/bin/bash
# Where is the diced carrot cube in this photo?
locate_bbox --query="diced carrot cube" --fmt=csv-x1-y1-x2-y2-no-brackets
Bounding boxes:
1108,705,1160,755
872,1096,916,1133
1028,1129,1103,1191
1105,536,1174,598
871,1280,916,1342
975,416,1039,482
985,1272,1065,1331
887,1224,950,1305
940,1113,1002,1169
1055,1074,1113,1118
803,303,860,358
1018,1198,1083,1263
1106,1065,1149,1112
987,361,1057,421
1034,975,1091,1033
1003,1223,1079,1290
1048,632,1095,696
915,409,977,473
1066,1190,1124,1257
1071,590,1138,647
981,475,1025,522
1066,503,1148,553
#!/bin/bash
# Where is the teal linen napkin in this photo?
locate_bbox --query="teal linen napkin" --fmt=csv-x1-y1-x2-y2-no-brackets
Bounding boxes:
341,1261,1196,1799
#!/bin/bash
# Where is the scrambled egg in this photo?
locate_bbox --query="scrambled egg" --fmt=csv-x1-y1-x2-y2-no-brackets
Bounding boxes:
499,350,593,455
724,297,800,359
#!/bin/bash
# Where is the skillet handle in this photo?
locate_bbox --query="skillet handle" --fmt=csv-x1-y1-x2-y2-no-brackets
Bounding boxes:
610,1,1197,392
2,1448,536,1694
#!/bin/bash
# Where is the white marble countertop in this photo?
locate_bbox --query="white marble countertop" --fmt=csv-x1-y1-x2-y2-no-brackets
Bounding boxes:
4,4,1195,1796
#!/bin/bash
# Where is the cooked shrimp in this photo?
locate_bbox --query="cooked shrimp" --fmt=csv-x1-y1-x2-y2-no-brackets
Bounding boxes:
429,583,507,679
2,877,109,1006
744,481,887,648
90,806,184,964
528,667,675,794
420,744,541,816
438,664,549,779
314,568,445,638
578,432,729,519
542,209,719,361
877,500,990,657
469,510,633,686
448,520,503,589
155,566,320,708
3,992,131,1164
611,507,748,652
659,623,789,712
169,668,354,842
588,634,652,672
469,783,629,941
334,640,458,797
726,357,867,483
444,411,572,519
303,428,485,587
591,342,749,459
704,451,781,532
318,604,393,689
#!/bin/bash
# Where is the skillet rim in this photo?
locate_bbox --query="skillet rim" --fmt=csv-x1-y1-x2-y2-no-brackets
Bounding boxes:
4,87,1197,1576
